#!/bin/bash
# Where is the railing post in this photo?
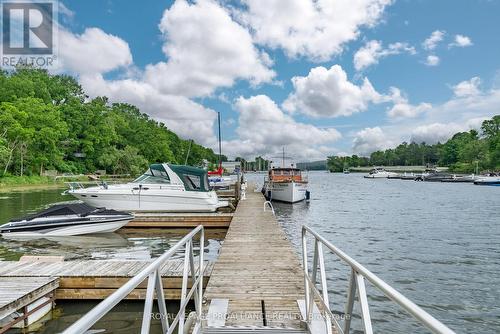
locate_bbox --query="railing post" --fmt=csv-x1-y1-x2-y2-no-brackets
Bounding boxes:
317,243,333,334
355,274,373,334
307,239,319,323
178,241,192,334
301,227,310,325
188,241,200,314
155,269,170,333
344,269,357,334
198,228,205,320
141,271,157,333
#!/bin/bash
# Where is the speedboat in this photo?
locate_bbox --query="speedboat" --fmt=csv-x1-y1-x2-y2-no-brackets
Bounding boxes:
474,174,500,186
0,203,133,237
209,175,237,189
364,168,398,179
262,167,309,203
67,164,229,212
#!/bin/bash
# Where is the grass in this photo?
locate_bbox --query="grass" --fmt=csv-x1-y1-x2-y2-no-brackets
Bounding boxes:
0,175,85,191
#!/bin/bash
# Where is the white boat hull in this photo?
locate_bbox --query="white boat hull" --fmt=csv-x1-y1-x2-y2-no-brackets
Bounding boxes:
264,182,307,203
2,219,131,237
69,188,226,212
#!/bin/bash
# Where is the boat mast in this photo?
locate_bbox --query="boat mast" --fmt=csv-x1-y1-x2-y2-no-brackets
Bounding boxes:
217,112,222,171
282,147,285,168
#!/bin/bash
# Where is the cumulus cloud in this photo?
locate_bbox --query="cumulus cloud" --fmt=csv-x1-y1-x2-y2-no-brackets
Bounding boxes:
422,30,445,50
223,95,342,159
58,28,133,75
386,88,431,118
238,0,393,61
449,34,473,48
144,0,275,98
283,65,382,118
410,123,468,144
353,40,416,71
352,127,393,156
425,55,440,66
452,77,481,97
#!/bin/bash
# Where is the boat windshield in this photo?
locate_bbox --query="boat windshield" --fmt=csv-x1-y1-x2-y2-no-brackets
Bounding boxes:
133,164,171,184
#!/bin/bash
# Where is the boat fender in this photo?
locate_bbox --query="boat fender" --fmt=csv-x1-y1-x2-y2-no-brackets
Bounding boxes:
305,190,310,201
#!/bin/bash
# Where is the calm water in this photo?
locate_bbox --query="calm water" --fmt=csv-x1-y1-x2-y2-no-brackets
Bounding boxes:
248,171,500,333
1,175,499,333
0,188,224,261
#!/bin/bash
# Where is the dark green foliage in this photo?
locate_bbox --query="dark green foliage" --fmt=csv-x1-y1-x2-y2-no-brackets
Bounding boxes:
0,69,221,177
327,116,500,173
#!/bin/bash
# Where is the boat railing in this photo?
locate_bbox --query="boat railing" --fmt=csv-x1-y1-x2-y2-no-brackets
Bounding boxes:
61,225,205,334
301,225,455,334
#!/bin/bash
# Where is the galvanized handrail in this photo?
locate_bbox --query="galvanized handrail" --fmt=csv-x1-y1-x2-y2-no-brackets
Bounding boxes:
263,200,275,215
62,225,205,334
301,225,455,334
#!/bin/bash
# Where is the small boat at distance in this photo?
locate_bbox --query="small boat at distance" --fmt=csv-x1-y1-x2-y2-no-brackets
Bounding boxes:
474,174,500,186
0,203,133,237
364,167,398,179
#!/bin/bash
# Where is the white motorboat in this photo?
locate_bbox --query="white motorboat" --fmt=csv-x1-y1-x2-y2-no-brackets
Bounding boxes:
262,167,309,203
474,174,500,186
209,175,237,189
67,164,229,212
364,167,398,179
0,203,133,237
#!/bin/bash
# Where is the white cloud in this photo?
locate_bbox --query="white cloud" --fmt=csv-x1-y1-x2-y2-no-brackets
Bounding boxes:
449,34,473,48
452,77,481,97
422,30,445,50
239,0,393,61
425,55,440,66
58,28,133,75
353,40,416,71
144,0,275,98
223,95,342,159
352,127,393,156
410,123,468,144
283,65,382,118
386,87,431,118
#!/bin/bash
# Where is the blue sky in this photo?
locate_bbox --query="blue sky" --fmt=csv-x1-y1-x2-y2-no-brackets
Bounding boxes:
58,0,500,160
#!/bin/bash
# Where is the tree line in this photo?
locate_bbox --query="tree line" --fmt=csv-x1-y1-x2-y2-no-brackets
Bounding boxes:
0,68,224,178
327,115,500,173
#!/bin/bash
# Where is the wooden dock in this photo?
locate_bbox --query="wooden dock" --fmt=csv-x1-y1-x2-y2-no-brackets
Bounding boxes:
204,184,305,328
0,277,58,332
127,212,233,228
0,259,213,300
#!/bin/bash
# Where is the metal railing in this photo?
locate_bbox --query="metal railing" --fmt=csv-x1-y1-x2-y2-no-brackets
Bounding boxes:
301,225,455,334
263,201,275,215
62,225,205,334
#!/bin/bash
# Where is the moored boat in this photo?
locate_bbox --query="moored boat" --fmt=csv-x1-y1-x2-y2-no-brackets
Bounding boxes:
474,174,500,186
67,164,229,212
262,167,309,203
0,203,133,237
364,167,398,179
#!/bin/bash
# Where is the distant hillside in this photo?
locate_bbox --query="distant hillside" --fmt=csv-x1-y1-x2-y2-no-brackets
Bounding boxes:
296,160,327,170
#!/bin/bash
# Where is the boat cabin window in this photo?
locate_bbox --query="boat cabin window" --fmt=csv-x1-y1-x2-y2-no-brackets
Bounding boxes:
133,164,171,184
183,174,202,191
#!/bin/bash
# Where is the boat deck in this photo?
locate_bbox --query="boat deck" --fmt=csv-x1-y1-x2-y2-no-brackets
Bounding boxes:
0,259,213,300
204,184,305,328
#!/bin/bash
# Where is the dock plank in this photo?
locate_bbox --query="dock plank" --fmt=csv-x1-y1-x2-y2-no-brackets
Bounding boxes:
0,277,59,319
204,184,305,328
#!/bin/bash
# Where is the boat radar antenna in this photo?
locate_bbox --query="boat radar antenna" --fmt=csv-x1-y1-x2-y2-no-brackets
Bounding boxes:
270,147,293,168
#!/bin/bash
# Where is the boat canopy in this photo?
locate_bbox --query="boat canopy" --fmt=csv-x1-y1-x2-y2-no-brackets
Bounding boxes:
169,164,210,192
11,203,96,222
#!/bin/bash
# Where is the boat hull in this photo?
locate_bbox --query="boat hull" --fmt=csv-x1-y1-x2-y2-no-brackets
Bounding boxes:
1,218,131,237
69,188,226,212
263,182,308,203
